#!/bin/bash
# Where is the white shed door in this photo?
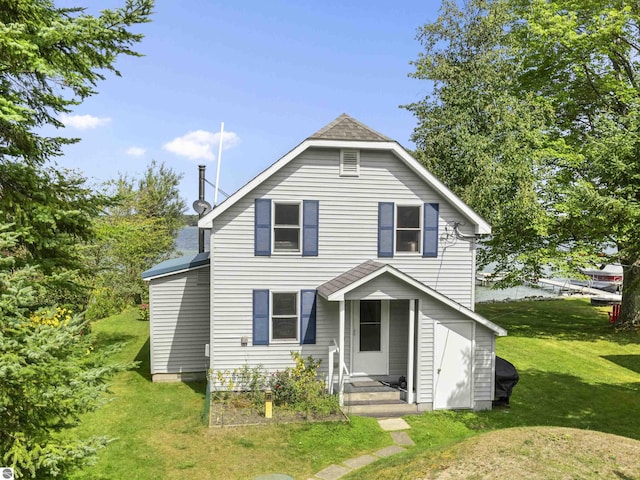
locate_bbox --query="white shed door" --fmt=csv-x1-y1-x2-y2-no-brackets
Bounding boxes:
434,322,473,409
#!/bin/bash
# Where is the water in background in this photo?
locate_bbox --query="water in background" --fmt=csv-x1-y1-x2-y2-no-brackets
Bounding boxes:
175,226,560,303
176,226,199,257
475,284,558,303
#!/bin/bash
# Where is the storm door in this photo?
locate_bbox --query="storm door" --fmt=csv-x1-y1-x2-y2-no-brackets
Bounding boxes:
352,300,389,375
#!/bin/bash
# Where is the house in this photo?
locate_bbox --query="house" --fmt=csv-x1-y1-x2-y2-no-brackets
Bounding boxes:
142,114,507,412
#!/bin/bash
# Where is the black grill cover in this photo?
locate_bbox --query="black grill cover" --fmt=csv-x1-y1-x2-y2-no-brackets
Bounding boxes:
493,356,519,406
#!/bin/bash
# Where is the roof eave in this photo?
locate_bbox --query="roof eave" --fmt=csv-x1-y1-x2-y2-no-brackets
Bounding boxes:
198,138,491,234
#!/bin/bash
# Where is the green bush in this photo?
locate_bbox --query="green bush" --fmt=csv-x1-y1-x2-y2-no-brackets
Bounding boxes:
210,364,268,409
210,355,339,418
268,353,339,417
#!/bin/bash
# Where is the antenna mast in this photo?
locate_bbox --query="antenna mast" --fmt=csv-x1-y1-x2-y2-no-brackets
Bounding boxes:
214,122,224,205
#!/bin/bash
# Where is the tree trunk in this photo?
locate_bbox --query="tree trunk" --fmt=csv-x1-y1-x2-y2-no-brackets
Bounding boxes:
617,255,640,327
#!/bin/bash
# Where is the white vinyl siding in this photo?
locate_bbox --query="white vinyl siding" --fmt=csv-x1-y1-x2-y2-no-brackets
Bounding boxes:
149,267,210,376
209,147,481,379
388,300,409,376
345,273,421,300
474,326,496,402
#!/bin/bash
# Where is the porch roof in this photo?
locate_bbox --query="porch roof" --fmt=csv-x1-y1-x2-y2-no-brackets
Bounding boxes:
317,260,507,336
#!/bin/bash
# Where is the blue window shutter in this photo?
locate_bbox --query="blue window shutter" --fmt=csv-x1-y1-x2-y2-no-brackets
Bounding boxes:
423,203,439,257
253,289,269,345
378,202,394,257
302,200,319,256
255,199,271,256
300,289,317,345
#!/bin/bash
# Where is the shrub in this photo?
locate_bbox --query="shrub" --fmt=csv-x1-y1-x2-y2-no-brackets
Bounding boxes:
138,303,150,321
268,353,339,418
210,364,268,409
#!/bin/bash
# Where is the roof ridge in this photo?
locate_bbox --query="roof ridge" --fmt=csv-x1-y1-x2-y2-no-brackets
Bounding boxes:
308,113,392,142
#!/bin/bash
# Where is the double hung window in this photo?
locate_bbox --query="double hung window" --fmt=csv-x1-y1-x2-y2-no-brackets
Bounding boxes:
255,199,318,256
396,205,421,253
273,203,300,252
271,292,298,341
252,289,317,346
378,202,439,258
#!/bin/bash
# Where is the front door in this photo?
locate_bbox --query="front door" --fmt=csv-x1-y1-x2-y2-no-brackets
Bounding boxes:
352,300,389,375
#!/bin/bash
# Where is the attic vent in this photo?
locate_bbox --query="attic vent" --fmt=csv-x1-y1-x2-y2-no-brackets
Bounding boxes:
340,149,360,177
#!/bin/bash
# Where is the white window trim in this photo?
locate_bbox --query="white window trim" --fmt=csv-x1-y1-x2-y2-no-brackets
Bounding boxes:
340,149,360,177
272,201,302,254
395,203,422,255
270,290,299,343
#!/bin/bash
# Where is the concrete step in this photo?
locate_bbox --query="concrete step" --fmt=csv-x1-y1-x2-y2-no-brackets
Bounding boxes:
341,401,418,417
345,390,401,403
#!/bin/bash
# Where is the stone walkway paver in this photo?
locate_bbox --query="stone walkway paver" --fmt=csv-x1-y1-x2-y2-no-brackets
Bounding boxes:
314,464,351,480
390,431,415,446
377,417,411,431
308,417,414,479
343,455,377,469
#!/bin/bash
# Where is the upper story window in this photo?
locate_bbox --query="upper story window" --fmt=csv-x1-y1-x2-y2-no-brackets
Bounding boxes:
396,205,421,253
255,199,319,257
378,202,439,258
273,202,301,252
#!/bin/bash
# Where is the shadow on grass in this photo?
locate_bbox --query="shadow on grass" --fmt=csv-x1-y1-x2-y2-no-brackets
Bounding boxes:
466,369,640,440
134,337,151,381
132,336,207,397
602,355,640,375
476,299,640,345
92,330,137,351
184,380,207,396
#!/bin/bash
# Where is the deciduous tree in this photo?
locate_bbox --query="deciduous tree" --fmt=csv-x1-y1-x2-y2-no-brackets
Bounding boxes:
86,161,185,318
407,0,640,326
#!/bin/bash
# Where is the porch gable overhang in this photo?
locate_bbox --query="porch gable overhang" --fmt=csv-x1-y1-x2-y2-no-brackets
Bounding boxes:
318,260,507,337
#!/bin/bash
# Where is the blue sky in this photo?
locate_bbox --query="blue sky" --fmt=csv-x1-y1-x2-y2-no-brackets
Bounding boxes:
54,1,440,209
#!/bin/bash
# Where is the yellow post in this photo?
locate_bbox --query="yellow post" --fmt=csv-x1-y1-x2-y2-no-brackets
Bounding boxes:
265,388,273,419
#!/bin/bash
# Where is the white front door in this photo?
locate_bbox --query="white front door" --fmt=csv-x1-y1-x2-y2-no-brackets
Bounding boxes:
352,300,389,375
434,321,473,409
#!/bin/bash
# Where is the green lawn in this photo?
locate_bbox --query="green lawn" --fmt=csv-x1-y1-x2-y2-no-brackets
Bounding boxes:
345,298,640,479
71,299,640,479
70,310,390,480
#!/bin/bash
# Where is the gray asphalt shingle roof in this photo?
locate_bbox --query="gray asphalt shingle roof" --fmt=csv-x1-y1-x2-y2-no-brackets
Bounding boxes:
317,260,385,299
308,113,392,142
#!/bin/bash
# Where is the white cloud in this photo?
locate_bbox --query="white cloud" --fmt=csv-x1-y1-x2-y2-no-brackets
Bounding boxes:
163,130,240,161
125,146,146,157
60,113,111,129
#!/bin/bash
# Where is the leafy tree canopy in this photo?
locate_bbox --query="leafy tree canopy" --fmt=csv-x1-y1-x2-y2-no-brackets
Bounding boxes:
85,161,186,318
406,0,640,326
0,1,153,477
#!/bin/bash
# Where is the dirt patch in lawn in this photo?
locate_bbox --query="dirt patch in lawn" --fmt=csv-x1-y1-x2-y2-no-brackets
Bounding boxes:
424,427,640,479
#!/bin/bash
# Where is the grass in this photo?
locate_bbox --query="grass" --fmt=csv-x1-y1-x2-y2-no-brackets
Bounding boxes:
344,298,640,479
70,309,390,480
71,299,640,479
